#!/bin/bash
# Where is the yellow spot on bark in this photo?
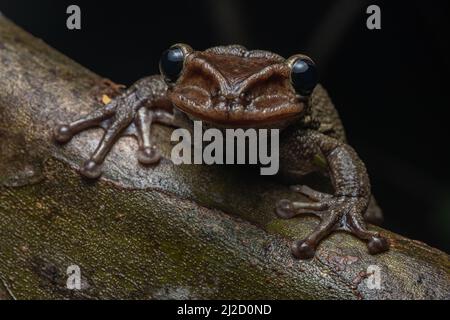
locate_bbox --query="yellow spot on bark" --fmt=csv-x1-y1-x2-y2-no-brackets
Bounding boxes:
102,94,112,105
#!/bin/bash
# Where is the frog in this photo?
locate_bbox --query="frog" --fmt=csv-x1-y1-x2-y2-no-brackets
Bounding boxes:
53,44,389,259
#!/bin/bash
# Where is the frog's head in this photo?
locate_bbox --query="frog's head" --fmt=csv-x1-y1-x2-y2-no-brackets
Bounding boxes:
160,44,318,128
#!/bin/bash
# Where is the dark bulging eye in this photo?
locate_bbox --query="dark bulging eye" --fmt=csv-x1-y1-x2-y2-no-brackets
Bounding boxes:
159,46,185,83
291,58,318,96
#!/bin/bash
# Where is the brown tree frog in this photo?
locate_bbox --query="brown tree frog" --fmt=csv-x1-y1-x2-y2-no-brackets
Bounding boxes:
54,44,389,259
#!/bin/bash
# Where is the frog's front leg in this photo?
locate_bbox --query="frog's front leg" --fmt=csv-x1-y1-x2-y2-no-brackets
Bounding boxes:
277,130,389,259
53,75,173,178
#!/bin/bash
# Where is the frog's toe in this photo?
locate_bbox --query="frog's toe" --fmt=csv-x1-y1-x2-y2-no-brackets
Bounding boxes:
53,103,117,145
54,124,73,143
291,185,332,200
137,146,161,165
275,199,297,219
275,197,328,220
134,107,172,165
291,239,316,259
347,212,390,254
367,236,389,254
80,160,103,179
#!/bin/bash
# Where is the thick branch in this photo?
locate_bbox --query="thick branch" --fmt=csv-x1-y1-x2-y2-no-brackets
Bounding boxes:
0,14,449,299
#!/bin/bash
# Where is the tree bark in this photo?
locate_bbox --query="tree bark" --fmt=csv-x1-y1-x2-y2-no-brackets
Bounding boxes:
0,14,449,300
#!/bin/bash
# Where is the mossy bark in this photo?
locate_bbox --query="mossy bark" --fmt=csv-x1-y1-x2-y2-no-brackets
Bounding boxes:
0,14,449,300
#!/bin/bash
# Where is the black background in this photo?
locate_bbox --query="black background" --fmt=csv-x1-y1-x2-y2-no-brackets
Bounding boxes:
1,0,449,253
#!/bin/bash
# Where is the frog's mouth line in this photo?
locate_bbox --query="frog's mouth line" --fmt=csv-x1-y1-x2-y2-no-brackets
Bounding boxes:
169,89,304,128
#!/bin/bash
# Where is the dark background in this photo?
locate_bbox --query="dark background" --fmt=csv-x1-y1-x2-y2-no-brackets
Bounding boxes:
1,0,449,253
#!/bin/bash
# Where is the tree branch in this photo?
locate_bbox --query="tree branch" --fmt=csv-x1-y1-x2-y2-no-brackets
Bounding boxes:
0,14,449,299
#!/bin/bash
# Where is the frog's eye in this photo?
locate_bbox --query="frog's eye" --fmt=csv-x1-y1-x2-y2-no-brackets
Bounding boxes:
288,56,318,96
159,44,190,83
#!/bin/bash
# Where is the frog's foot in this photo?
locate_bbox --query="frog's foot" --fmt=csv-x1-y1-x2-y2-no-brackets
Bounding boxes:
275,185,389,259
54,100,173,178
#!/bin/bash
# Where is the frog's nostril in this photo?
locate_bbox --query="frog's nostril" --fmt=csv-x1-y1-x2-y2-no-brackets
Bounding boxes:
211,90,222,98
218,95,226,102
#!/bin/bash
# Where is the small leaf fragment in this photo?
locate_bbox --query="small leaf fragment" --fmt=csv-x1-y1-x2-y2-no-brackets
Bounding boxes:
102,94,112,105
